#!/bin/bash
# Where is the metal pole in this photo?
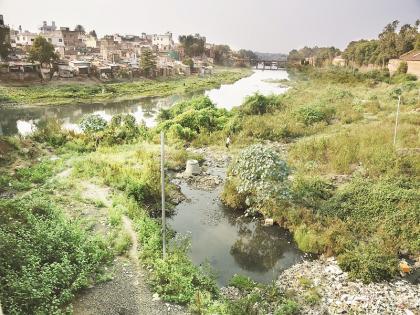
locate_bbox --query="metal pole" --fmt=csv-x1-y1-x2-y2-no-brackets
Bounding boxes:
160,131,166,258
393,95,401,147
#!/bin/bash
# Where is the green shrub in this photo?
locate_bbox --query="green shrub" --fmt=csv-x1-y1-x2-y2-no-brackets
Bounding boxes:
295,103,335,126
0,192,110,314
294,225,325,253
229,274,255,292
275,300,300,315
239,93,283,115
80,114,108,133
32,119,68,147
224,144,290,215
292,175,334,208
220,179,247,210
157,96,230,142
338,242,399,283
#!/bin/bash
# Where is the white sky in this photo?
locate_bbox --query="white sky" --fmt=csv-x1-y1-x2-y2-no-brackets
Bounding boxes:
1,0,419,53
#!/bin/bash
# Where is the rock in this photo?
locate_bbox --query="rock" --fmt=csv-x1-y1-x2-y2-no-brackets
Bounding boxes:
263,218,274,226
152,293,160,301
185,159,201,176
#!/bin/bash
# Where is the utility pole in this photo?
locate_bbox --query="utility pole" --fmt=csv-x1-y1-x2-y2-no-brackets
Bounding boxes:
160,131,166,258
393,95,401,147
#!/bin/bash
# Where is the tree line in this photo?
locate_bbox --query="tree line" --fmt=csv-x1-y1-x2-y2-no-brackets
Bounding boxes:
288,20,420,68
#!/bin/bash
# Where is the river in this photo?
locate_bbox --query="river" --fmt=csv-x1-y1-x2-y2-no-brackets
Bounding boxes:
0,69,306,286
0,69,288,136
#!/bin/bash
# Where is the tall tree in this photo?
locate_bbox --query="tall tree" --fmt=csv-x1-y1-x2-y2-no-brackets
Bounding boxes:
139,49,157,78
28,36,58,67
178,34,206,57
213,45,231,65
74,25,85,33
0,28,11,60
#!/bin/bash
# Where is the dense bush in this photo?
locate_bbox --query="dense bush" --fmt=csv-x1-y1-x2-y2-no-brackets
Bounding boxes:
223,144,290,215
0,192,110,314
239,93,283,115
292,175,334,209
80,114,108,133
32,119,69,147
158,97,230,141
338,242,399,283
295,102,336,126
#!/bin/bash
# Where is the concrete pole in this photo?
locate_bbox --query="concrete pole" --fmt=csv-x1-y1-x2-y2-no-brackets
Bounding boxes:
160,131,166,258
393,95,401,147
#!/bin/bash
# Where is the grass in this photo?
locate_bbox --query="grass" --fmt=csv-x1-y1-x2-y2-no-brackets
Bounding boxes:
0,67,251,106
218,66,419,283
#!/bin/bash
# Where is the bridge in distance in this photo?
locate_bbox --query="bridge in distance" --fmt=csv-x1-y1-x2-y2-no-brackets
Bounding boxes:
235,58,288,70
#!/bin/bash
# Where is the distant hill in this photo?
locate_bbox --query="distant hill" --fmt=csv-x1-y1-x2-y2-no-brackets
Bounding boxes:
254,52,288,61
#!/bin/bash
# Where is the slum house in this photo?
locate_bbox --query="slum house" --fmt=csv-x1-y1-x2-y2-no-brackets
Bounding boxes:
0,62,41,81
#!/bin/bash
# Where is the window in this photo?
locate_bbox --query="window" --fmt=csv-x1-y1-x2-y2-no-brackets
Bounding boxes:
31,38,34,42
59,38,62,42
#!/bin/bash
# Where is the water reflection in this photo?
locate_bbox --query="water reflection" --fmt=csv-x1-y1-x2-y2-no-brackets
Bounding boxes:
205,70,288,109
0,70,288,136
0,94,189,136
169,174,305,286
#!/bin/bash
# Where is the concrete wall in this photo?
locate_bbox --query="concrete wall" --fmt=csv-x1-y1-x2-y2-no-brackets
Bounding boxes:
388,59,420,78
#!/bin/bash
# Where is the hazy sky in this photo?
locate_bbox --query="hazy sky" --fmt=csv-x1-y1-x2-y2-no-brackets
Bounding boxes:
1,0,419,53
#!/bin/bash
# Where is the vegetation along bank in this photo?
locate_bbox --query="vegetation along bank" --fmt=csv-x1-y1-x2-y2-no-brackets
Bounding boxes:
0,65,419,314
0,67,251,106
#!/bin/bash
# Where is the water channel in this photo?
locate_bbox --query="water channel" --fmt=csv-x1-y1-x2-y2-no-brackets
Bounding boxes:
0,69,308,286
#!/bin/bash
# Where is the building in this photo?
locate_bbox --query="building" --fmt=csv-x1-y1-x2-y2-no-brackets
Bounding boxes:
39,21,57,32
152,32,174,51
13,29,38,47
39,30,64,47
388,50,420,78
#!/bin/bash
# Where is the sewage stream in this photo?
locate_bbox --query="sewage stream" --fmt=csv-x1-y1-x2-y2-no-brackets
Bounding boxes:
169,163,308,287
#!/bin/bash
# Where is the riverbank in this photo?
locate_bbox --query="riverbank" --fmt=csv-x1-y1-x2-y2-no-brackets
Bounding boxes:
1,66,419,314
0,67,251,106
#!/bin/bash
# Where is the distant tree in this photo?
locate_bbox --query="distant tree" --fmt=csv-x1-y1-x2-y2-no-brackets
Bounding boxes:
179,34,206,57
377,20,400,66
288,46,340,66
140,49,157,78
213,45,231,65
74,25,85,33
89,30,97,38
28,36,59,67
182,57,194,70
0,29,11,60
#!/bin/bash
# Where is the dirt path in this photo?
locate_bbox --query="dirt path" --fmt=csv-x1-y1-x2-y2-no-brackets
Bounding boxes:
71,180,186,315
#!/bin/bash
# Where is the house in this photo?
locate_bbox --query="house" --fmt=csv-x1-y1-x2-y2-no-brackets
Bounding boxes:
69,60,91,75
152,32,174,51
0,62,41,81
388,50,420,78
57,65,73,78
